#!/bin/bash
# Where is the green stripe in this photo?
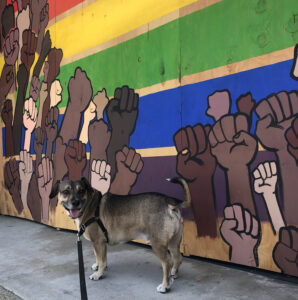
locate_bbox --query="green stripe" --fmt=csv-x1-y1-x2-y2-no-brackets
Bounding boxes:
57,0,298,108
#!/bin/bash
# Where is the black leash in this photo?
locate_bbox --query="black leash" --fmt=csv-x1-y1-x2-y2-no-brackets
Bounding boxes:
76,194,109,300
77,235,88,300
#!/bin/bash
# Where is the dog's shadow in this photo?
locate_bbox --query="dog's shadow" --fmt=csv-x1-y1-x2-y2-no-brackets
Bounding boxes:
84,244,163,285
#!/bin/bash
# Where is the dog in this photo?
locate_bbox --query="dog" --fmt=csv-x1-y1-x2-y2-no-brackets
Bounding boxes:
49,177,191,293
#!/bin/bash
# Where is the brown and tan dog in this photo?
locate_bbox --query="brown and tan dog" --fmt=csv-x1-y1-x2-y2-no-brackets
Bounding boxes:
50,177,191,293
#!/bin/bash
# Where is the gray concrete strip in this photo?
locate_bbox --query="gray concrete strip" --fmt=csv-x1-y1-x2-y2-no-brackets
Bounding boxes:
0,215,297,300
0,286,23,300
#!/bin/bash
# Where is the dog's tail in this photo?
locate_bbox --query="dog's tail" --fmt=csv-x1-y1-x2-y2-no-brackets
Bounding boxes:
167,177,191,208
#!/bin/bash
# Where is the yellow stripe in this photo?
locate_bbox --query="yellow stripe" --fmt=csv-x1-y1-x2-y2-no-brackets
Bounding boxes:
60,0,221,66
0,143,267,159
49,0,197,61
136,147,177,157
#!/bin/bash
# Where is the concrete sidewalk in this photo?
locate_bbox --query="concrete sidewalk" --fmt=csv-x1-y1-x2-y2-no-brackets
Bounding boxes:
0,215,297,300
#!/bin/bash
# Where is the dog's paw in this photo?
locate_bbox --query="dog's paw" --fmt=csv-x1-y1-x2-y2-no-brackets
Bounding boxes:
89,271,103,281
91,263,98,271
157,284,168,293
157,284,170,293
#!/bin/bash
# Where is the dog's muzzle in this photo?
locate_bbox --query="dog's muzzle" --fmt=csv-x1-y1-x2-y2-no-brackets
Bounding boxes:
61,202,82,219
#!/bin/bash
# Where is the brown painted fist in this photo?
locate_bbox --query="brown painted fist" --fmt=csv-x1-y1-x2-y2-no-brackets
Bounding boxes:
236,93,255,128
4,158,23,213
255,91,298,151
174,124,215,181
209,114,257,169
34,127,45,158
45,106,59,144
68,67,92,113
88,119,111,161
47,48,63,85
110,146,143,195
1,99,13,127
4,28,19,66
221,204,260,266
106,86,139,136
29,0,47,33
0,64,14,100
65,140,87,180
273,226,298,276
29,76,41,102
21,29,37,71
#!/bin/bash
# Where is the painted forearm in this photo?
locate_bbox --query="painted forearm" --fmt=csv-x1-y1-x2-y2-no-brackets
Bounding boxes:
231,247,257,267
45,141,53,159
68,169,83,181
21,181,29,209
4,125,14,157
110,176,131,195
276,149,298,225
23,130,32,152
227,167,256,215
36,82,47,127
33,43,48,77
27,172,42,222
79,122,89,144
262,192,285,233
59,106,81,143
188,176,217,238
13,64,29,155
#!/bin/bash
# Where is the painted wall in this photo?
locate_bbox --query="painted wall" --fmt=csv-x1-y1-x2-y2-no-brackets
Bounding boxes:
0,0,298,277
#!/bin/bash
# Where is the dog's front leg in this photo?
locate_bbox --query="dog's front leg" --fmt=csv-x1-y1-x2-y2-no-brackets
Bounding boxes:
89,241,107,280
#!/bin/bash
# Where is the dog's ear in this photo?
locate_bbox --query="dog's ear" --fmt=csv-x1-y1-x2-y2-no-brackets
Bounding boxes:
50,180,60,198
80,177,93,193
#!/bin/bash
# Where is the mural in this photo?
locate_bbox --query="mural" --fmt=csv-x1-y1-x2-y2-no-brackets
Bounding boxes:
0,0,297,277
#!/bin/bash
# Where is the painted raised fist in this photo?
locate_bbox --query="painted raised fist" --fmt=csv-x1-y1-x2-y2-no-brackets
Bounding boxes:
220,204,260,267
255,91,298,152
273,226,298,276
209,114,257,169
110,146,143,195
91,160,111,195
4,28,19,66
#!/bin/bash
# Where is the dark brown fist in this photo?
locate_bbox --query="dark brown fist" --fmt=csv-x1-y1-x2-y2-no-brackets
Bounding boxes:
21,29,37,71
4,28,19,66
273,226,298,276
65,140,87,180
45,106,59,144
174,124,216,181
1,99,13,127
4,158,23,213
106,86,139,136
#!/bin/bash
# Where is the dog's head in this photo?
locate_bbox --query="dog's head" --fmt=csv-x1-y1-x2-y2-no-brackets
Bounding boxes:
49,177,93,219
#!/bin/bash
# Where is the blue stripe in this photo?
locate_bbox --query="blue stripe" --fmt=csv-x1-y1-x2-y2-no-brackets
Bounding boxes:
2,59,297,156
130,59,297,149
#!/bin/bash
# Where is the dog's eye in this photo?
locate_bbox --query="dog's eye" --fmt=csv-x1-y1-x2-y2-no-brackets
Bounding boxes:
78,189,85,195
62,190,70,197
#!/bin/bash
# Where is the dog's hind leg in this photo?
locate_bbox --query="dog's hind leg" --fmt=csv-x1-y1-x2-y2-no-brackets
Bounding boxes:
168,218,183,278
151,242,173,293
168,244,182,279
89,241,107,281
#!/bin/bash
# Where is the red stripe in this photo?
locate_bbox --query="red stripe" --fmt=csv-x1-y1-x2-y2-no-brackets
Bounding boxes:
6,0,84,21
48,0,84,21
6,1,17,11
